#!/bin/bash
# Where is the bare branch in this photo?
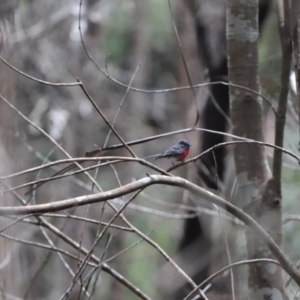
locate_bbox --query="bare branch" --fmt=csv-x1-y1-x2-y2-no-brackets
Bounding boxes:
184,259,280,300
0,175,299,287
0,56,81,86
167,0,200,126
78,81,137,158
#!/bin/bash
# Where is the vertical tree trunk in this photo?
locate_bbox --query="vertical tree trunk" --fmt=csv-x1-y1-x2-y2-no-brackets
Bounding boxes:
227,0,287,299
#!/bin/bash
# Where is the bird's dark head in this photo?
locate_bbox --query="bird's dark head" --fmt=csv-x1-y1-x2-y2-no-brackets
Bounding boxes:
178,140,191,149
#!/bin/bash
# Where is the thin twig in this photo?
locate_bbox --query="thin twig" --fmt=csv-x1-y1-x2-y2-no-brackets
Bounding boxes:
86,127,271,155
0,157,171,194
76,0,276,115
0,93,106,196
78,81,137,157
60,189,143,299
104,64,140,147
2,139,300,196
87,235,113,299
168,140,300,173
27,126,272,189
213,151,235,300
0,94,150,299
23,233,61,299
0,56,80,86
92,64,140,191
1,175,300,286
44,213,133,231
167,0,200,126
7,184,151,300
0,232,92,264
0,92,180,299
183,258,280,300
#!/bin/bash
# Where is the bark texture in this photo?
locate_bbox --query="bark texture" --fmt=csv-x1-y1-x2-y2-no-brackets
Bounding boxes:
227,0,287,299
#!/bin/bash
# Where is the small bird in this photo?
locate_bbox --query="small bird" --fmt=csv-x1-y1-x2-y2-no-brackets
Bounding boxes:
153,140,191,162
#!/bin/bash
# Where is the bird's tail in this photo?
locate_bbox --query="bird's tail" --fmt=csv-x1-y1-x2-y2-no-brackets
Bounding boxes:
143,153,162,160
153,155,163,160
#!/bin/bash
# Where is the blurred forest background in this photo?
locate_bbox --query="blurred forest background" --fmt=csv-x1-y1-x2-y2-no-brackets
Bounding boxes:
0,0,300,299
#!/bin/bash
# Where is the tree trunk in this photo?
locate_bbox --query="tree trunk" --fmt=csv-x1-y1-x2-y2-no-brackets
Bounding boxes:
227,0,287,299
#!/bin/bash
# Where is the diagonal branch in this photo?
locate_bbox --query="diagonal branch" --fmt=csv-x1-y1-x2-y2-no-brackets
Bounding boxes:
1,175,300,287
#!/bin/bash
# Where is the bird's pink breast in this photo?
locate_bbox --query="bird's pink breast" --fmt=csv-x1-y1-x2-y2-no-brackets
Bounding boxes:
178,149,189,161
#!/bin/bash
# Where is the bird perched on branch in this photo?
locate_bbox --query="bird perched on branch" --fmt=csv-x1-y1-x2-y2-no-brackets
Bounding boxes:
151,140,191,162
